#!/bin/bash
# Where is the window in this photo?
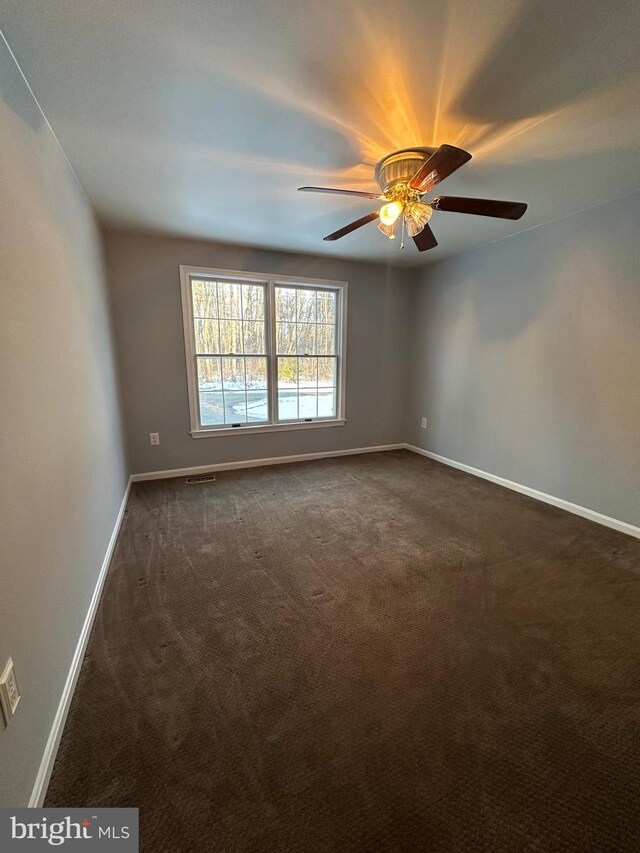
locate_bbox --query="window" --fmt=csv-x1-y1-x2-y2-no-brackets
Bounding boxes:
180,266,347,437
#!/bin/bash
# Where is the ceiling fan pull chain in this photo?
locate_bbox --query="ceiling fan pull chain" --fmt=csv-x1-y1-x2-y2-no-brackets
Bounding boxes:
400,215,405,250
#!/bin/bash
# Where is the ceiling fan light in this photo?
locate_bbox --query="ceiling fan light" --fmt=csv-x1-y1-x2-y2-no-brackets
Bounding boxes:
406,217,424,238
408,202,433,228
377,220,397,239
379,201,403,226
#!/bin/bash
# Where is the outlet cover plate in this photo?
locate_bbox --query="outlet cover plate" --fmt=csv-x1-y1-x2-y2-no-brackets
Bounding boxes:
0,658,20,724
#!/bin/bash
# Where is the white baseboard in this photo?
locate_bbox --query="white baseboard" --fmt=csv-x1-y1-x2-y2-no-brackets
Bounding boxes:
29,477,133,808
130,444,405,482
405,444,640,540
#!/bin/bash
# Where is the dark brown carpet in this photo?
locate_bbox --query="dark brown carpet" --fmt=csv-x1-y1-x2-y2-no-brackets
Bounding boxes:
46,450,640,851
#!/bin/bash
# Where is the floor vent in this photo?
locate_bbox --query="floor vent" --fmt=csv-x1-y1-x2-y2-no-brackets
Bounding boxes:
185,474,216,484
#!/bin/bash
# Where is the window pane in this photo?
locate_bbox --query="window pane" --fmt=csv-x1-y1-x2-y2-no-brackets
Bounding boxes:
194,319,220,354
242,285,265,320
318,388,337,418
246,357,268,390
278,357,297,388
317,357,336,387
197,357,224,425
297,289,316,323
275,287,297,322
197,356,222,390
199,391,225,425
299,390,318,418
192,280,218,317
222,357,246,389
297,323,316,355
316,324,336,355
217,282,242,319
243,321,265,354
224,390,248,424
276,321,296,355
298,357,317,388
316,290,336,324
245,389,269,422
278,389,298,421
219,320,243,354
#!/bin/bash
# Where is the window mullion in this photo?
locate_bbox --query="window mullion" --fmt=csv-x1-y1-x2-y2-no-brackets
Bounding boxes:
337,287,345,420
267,281,278,424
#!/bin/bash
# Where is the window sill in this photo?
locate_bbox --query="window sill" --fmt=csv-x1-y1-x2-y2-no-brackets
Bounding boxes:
190,419,346,439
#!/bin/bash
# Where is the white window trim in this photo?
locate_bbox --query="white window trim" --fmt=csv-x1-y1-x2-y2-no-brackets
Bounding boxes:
179,265,348,438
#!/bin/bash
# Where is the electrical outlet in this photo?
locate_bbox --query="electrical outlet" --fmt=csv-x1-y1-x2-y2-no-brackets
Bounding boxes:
421,417,427,429
149,433,160,446
0,658,20,724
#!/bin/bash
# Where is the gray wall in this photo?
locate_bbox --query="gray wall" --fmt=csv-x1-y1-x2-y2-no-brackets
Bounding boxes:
0,38,128,805
103,228,411,474
406,192,640,528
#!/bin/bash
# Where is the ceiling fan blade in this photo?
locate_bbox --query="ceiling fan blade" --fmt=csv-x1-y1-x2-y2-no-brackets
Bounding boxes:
432,196,527,220
299,186,381,199
412,223,438,252
409,145,472,193
323,211,380,241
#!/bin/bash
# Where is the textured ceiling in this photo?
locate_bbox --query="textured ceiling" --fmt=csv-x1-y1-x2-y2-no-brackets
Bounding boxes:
2,0,640,265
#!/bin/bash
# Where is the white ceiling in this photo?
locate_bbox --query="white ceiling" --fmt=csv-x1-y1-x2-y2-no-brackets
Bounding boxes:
2,0,640,266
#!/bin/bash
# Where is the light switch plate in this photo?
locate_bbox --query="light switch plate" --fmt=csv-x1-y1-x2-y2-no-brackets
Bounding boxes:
0,658,20,724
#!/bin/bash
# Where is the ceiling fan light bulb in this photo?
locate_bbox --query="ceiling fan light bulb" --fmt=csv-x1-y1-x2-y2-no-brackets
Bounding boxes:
379,201,403,226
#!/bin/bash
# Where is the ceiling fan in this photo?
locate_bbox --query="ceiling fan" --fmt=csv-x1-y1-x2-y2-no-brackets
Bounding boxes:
299,145,527,252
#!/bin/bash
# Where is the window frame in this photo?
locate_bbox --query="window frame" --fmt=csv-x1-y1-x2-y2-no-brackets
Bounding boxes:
180,265,347,438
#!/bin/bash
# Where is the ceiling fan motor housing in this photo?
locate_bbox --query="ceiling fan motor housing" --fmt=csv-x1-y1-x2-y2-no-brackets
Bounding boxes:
375,147,437,193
